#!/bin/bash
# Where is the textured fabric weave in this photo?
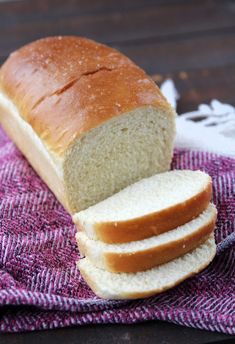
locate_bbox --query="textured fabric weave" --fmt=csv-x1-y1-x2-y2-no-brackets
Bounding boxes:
0,126,234,333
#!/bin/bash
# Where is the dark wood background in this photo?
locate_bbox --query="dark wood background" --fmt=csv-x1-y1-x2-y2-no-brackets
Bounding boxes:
1,0,235,113
0,0,234,343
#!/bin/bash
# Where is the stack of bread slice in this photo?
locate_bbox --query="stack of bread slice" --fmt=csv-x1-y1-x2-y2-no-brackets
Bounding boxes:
73,170,217,300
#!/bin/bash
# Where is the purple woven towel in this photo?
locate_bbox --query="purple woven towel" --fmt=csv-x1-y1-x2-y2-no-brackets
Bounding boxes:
0,126,234,334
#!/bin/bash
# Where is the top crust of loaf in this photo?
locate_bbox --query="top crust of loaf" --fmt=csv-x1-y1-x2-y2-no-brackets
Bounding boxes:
0,36,173,155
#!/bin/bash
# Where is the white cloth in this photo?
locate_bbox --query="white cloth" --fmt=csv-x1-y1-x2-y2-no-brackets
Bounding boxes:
160,80,235,157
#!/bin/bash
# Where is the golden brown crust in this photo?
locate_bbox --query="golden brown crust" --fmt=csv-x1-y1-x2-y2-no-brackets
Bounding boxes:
90,182,212,244
103,216,216,272
0,36,169,155
76,212,216,273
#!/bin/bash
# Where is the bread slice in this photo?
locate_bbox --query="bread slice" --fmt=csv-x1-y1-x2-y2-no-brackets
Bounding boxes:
76,203,217,273
73,170,212,243
0,36,176,214
78,235,216,300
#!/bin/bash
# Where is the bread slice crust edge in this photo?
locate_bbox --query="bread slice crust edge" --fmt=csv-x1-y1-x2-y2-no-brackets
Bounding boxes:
76,182,212,243
76,207,216,273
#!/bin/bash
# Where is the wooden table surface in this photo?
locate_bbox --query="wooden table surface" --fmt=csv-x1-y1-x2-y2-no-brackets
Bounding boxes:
0,0,234,343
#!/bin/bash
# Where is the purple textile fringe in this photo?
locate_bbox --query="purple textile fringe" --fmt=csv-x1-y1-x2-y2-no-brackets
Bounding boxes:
0,126,234,333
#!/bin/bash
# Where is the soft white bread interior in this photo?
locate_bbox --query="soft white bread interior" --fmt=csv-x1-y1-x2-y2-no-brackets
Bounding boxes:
73,170,212,243
0,36,176,214
63,106,175,214
77,235,216,300
76,203,217,273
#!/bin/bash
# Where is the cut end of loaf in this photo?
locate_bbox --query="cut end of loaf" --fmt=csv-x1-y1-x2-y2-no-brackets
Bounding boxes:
77,235,216,300
64,105,175,213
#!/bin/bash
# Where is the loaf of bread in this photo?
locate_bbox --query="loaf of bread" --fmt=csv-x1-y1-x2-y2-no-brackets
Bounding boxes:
73,170,212,243
0,36,176,213
76,203,217,273
0,37,215,301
